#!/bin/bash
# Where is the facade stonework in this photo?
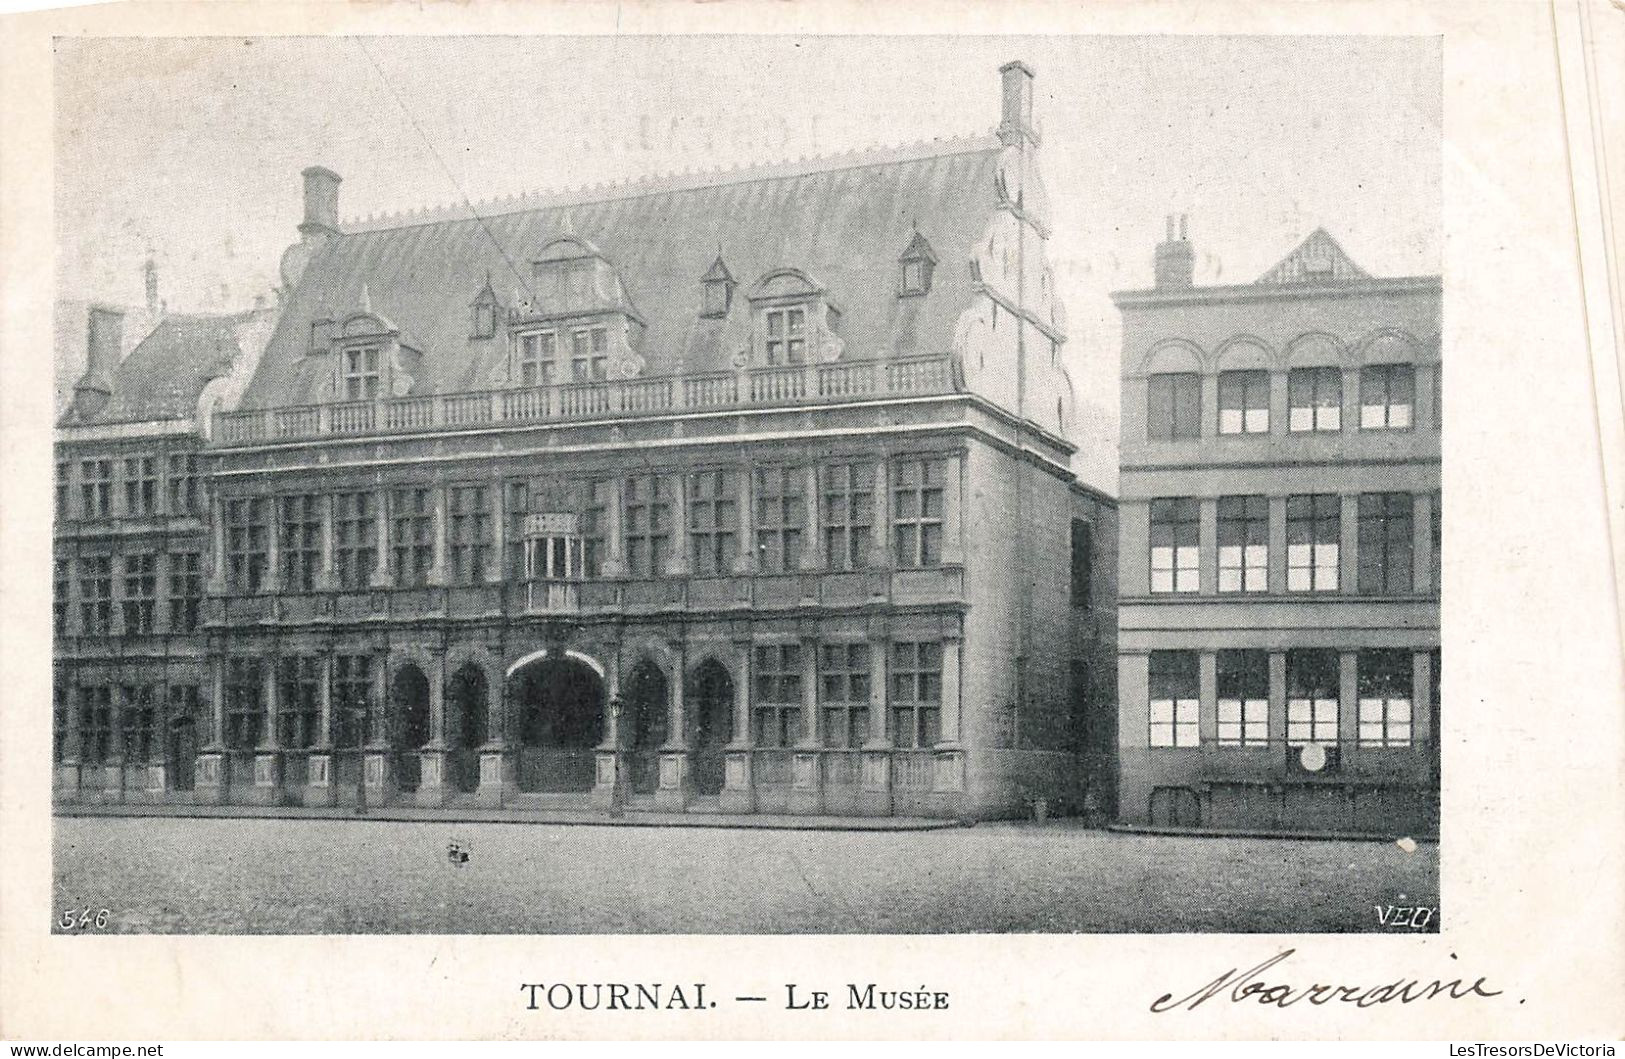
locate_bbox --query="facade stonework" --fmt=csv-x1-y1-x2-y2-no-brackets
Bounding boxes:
1114,221,1441,835
53,61,1118,820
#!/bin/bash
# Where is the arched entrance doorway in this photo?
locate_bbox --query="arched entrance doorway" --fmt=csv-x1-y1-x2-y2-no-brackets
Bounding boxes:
623,660,668,795
391,664,432,793
510,653,604,793
447,662,488,794
686,659,734,796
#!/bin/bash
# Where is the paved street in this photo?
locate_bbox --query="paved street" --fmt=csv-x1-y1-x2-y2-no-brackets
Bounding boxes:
53,816,1438,934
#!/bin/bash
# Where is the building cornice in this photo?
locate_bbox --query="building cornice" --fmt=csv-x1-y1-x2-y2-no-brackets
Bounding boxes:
1110,274,1441,310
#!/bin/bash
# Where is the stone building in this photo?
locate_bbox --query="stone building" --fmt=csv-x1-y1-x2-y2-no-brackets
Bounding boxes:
53,60,1118,819
1113,220,1441,835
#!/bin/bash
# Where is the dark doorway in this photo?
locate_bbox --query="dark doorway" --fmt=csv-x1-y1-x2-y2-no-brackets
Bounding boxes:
391,664,431,792
511,654,604,793
168,716,197,792
686,659,734,796
624,661,668,795
447,663,488,794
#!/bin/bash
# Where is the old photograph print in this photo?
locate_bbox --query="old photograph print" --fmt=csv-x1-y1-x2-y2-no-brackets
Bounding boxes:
50,35,1441,935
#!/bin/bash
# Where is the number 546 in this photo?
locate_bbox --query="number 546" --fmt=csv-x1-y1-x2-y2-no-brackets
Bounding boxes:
59,907,109,930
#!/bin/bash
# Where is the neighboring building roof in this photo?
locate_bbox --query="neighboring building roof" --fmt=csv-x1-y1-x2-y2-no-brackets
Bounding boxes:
241,134,1006,410
58,310,260,426
1255,226,1370,286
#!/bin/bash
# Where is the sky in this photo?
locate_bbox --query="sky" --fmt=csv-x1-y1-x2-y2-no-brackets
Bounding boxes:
54,35,1441,482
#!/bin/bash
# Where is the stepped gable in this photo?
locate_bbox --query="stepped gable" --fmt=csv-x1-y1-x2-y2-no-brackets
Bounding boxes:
243,133,1004,410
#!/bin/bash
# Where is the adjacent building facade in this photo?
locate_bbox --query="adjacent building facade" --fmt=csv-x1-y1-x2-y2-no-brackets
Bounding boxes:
52,61,1119,820
1113,222,1441,836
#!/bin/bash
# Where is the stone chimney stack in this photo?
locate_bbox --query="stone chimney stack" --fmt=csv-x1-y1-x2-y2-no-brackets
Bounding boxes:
72,304,125,420
143,257,160,319
1154,213,1195,289
997,61,1038,147
300,166,342,238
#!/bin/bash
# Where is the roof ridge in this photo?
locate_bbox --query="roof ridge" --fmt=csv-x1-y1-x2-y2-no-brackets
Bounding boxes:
341,129,1002,235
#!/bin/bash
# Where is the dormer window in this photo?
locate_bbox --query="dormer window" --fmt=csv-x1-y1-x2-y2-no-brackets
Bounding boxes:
764,307,807,364
701,255,736,318
340,345,382,400
898,229,938,297
570,327,609,382
470,282,500,339
517,331,557,387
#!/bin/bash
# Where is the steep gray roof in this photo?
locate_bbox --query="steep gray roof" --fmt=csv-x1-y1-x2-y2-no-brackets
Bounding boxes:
58,311,258,426
242,135,1004,409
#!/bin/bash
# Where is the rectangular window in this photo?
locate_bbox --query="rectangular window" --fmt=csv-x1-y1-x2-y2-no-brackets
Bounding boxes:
120,684,157,761
341,346,382,400
333,492,377,590
1287,494,1340,592
819,643,872,748
278,494,321,592
582,484,607,579
764,307,807,365
754,467,805,573
1216,649,1269,747
1358,492,1414,595
122,455,157,515
1289,366,1343,432
1217,370,1269,434
570,328,609,382
1358,649,1414,747
167,552,201,632
1432,491,1442,595
889,641,942,749
167,452,199,515
80,458,111,518
55,461,69,520
225,497,269,593
892,457,945,568
688,470,738,577
449,484,493,583
1070,518,1093,608
333,654,374,747
518,331,557,387
821,463,873,571
79,555,112,635
53,678,68,763
277,655,321,749
77,685,113,764
121,553,156,634
1360,363,1415,430
225,657,264,750
624,474,671,578
1286,648,1340,745
54,559,70,637
1147,372,1201,440
1217,495,1268,593
1149,497,1200,593
390,486,434,587
168,684,200,737
753,644,804,748
1148,650,1199,747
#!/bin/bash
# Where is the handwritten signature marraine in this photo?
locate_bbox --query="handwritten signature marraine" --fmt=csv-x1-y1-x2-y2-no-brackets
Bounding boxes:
1151,949,1502,1013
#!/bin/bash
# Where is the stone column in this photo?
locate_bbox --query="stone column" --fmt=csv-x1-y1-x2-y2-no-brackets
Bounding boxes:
859,628,893,815
196,653,228,803
208,494,228,593
1197,650,1218,746
1268,650,1288,745
487,474,507,585
1339,494,1359,594
931,633,966,802
1412,649,1433,748
365,647,394,803
264,500,282,594
317,494,336,590
1412,491,1433,596
370,486,392,589
428,484,449,587
592,642,624,811
1268,496,1288,594
800,465,822,571
1198,498,1219,595
417,650,449,806
667,471,690,576
1338,650,1359,747
1269,370,1289,437
788,633,821,814
601,477,626,578
735,461,757,576
871,458,890,570
656,641,690,811
251,652,282,804
940,452,964,566
1342,368,1362,433
720,637,755,812
305,651,335,806
55,671,83,803
1201,374,1219,439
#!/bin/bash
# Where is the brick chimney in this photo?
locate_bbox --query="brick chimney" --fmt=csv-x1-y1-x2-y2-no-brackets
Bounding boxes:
299,165,342,238
72,304,125,420
998,60,1038,147
1154,214,1195,289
